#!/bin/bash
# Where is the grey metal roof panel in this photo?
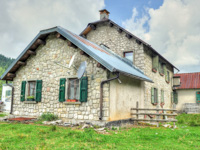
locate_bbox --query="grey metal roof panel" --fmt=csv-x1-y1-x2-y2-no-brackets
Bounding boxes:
57,27,152,82
1,26,152,82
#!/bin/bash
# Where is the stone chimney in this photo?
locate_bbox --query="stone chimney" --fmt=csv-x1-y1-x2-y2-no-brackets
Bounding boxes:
99,9,110,20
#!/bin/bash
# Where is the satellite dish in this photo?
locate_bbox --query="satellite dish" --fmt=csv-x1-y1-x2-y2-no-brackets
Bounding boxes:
68,53,77,68
77,61,87,79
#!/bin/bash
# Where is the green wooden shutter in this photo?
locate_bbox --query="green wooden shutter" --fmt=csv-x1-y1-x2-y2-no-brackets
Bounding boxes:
155,88,158,103
36,80,42,102
80,77,88,102
59,78,66,102
196,91,200,103
151,87,155,104
161,90,164,103
173,91,178,104
152,55,159,70
20,81,26,102
163,64,168,81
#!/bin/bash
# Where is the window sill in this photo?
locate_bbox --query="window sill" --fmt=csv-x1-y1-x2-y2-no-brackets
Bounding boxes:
152,68,157,73
24,101,37,104
64,102,81,105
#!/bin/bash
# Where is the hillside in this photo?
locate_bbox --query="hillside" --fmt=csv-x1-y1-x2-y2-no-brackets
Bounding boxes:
0,54,15,98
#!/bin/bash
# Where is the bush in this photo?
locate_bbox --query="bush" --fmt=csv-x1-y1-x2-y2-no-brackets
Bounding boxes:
39,112,58,121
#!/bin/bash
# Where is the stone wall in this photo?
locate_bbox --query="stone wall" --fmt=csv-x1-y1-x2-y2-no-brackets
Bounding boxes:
143,46,174,109
12,33,110,123
86,23,145,71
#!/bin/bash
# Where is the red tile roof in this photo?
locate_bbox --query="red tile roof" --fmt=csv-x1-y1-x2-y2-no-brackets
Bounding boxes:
174,72,200,89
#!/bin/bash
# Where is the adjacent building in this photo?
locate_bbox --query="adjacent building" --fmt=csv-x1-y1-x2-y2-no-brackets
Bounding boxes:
174,72,200,113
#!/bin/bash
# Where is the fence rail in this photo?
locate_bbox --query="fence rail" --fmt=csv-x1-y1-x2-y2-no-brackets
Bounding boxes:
131,101,177,127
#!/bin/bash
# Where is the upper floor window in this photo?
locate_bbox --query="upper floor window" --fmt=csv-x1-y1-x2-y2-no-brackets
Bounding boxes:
123,51,134,62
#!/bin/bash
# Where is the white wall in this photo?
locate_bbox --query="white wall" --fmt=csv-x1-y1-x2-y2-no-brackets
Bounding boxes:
176,89,200,112
109,74,144,121
1,85,12,113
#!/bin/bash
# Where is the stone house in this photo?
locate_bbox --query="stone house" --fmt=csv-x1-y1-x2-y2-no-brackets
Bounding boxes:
173,72,200,113
0,10,178,125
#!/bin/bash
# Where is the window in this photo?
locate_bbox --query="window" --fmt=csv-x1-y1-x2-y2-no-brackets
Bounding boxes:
196,91,200,104
28,81,36,97
167,71,170,82
172,91,178,104
20,80,42,102
124,51,134,62
67,78,80,101
151,87,158,105
59,77,88,102
159,62,164,74
5,90,11,97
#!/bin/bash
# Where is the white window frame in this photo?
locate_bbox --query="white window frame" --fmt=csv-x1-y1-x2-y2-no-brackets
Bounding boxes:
65,76,80,101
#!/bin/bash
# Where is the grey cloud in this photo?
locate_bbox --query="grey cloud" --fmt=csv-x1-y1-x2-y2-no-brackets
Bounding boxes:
0,0,105,58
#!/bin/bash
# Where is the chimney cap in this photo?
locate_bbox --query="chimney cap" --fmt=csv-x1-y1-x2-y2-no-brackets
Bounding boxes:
99,9,110,14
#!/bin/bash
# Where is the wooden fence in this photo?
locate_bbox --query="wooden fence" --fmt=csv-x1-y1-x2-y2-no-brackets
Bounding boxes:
131,102,177,127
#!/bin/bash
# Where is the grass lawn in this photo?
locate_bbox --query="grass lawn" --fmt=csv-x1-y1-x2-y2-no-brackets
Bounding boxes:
0,115,199,150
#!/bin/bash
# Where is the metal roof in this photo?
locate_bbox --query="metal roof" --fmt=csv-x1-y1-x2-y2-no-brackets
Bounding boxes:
80,19,179,71
174,72,200,89
0,26,152,83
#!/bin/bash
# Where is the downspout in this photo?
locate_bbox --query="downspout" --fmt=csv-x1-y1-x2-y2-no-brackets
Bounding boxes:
99,72,120,120
5,80,14,114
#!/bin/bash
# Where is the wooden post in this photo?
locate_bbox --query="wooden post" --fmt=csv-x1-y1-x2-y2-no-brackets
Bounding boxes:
173,104,176,128
136,101,139,125
156,105,159,127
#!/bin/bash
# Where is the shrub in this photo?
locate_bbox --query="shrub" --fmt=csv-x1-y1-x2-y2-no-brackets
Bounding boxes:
50,125,57,131
39,112,58,121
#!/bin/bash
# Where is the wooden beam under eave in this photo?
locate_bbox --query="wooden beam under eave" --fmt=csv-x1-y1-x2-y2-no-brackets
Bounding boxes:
109,22,114,27
117,28,122,33
126,34,132,39
90,24,96,30
56,33,66,40
97,63,105,69
36,39,46,45
17,61,26,66
67,41,77,49
136,39,142,45
27,50,36,55
80,51,89,57
7,73,16,78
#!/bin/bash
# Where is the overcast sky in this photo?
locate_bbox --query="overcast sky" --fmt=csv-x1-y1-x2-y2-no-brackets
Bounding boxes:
0,0,200,73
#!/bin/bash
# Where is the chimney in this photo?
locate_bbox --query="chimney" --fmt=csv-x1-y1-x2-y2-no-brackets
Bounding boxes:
99,9,110,20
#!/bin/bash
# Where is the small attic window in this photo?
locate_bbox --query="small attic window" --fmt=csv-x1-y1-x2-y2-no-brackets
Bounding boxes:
123,51,133,62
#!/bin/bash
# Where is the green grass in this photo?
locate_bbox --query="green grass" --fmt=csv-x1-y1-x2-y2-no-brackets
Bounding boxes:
0,122,199,149
0,114,199,149
0,113,7,117
177,113,200,126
